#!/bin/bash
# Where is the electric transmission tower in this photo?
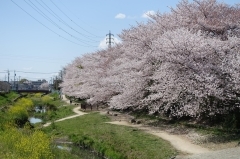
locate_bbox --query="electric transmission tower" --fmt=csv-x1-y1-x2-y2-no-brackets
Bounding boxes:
106,30,114,48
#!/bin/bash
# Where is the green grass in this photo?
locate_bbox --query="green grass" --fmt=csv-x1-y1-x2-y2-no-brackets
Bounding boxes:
144,115,240,144
30,92,77,122
33,105,77,124
43,112,176,159
56,105,77,117
0,93,89,159
0,91,19,107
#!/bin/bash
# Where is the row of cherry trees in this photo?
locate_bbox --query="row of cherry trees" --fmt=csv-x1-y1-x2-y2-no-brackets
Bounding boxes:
61,0,240,120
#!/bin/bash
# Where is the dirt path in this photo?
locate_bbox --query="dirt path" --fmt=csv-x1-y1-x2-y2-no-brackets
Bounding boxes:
43,95,87,127
107,120,209,155
180,147,240,159
104,110,209,155
44,103,208,154
62,95,70,103
43,107,87,127
42,98,240,158
105,111,240,159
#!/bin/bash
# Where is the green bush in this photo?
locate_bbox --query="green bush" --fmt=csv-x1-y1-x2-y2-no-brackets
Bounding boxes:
0,127,54,159
8,98,34,127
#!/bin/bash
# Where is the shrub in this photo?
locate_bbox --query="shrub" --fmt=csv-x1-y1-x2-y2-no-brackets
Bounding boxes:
0,127,54,159
8,98,34,127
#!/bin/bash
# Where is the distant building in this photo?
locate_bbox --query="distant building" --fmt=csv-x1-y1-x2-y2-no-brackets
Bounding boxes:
31,80,47,90
7,79,48,90
18,83,31,90
0,81,11,92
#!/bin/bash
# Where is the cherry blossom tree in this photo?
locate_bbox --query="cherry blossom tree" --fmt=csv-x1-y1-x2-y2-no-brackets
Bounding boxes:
61,0,240,122
39,82,49,90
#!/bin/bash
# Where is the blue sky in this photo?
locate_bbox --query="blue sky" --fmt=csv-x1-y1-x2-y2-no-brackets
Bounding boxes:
0,0,239,82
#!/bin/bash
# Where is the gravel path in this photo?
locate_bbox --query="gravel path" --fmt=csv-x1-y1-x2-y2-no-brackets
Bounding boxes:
105,111,240,159
44,97,240,159
177,147,240,159
107,121,209,155
43,107,87,127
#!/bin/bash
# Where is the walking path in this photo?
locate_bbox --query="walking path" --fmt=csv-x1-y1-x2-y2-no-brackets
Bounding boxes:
106,113,240,159
106,121,209,155
43,107,87,127
180,147,240,159
43,95,240,158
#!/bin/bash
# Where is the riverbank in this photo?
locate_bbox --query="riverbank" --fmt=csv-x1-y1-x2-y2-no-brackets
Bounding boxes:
43,107,87,127
41,95,240,158
103,109,240,159
43,111,177,159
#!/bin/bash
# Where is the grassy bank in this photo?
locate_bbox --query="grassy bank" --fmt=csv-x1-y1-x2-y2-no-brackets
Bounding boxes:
130,110,240,146
0,91,19,107
0,92,177,158
43,112,176,159
29,93,76,122
0,92,84,159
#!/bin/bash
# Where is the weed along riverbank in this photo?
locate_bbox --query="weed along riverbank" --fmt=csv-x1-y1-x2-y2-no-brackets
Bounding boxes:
0,92,177,158
43,112,177,159
0,92,103,158
3,92,239,158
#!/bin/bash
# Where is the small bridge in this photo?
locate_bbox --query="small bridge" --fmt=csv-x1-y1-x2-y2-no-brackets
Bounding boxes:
15,89,51,94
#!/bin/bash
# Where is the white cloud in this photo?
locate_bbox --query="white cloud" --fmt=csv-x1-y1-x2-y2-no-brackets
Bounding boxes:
115,13,126,19
98,37,122,50
142,10,156,18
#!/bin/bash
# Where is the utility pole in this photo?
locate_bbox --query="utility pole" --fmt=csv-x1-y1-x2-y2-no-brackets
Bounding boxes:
106,30,114,48
7,70,10,83
55,76,57,90
14,70,16,90
18,76,21,90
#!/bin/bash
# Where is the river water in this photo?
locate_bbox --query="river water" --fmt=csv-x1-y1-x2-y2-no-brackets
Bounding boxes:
56,144,103,159
29,106,45,124
29,107,102,158
29,117,42,124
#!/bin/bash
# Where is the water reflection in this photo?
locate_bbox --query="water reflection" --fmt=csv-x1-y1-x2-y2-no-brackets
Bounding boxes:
56,144,103,159
57,145,71,151
29,117,42,124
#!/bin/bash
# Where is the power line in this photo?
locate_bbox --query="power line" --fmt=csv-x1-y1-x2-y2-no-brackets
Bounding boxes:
2,70,58,81
20,76,52,80
24,0,98,47
4,70,58,75
11,0,98,47
36,0,99,43
0,53,67,59
0,53,71,62
51,0,102,38
58,0,104,36
0,57,69,64
16,71,58,74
